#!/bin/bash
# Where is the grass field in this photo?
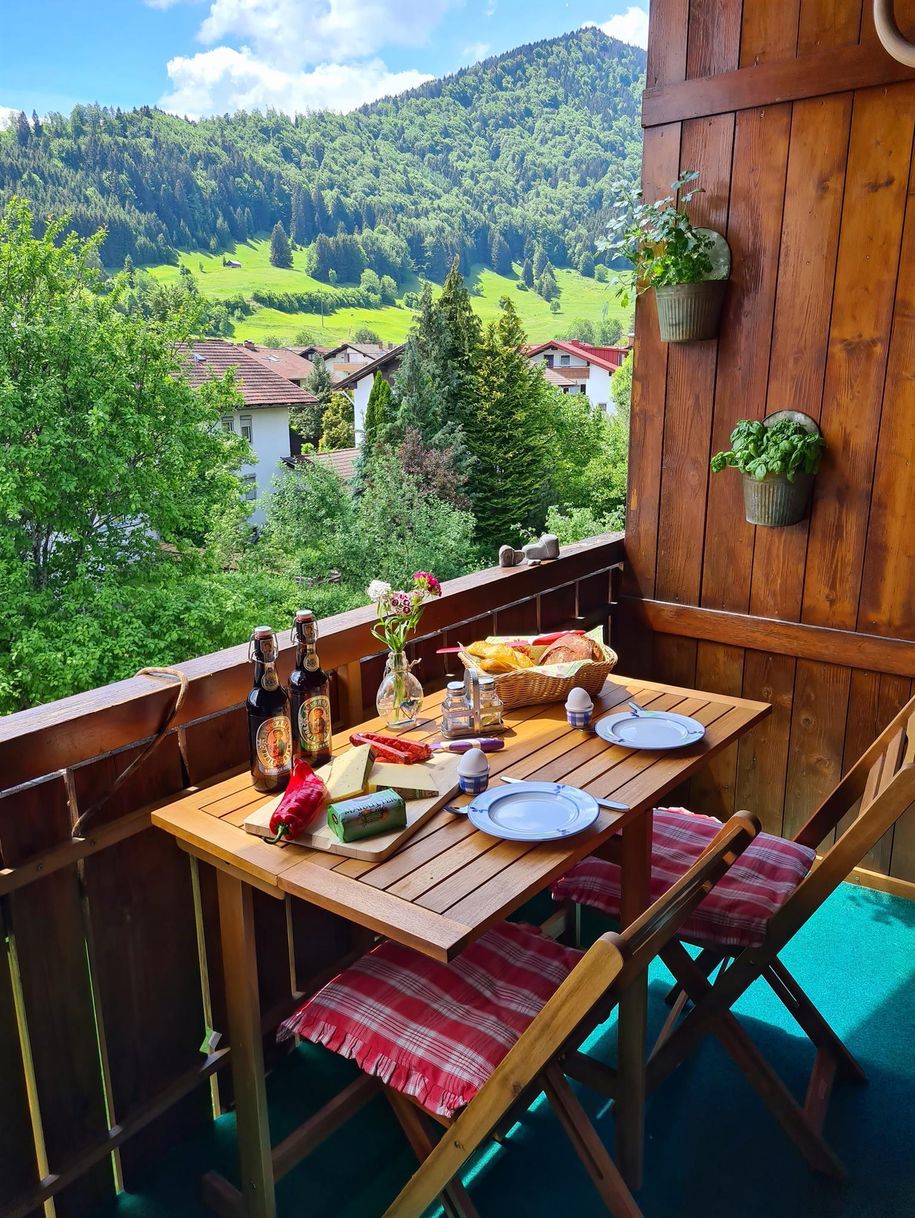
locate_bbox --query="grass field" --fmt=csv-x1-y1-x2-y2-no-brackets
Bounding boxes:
148,239,631,345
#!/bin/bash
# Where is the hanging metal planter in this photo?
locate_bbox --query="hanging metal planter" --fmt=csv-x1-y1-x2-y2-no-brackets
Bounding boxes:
653,229,731,343
740,412,822,527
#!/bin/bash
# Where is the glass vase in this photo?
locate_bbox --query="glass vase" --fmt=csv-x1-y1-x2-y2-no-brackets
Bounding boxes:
375,651,424,727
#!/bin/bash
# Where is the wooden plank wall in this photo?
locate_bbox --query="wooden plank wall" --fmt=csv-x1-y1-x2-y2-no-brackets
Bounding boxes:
626,0,915,884
0,545,620,1218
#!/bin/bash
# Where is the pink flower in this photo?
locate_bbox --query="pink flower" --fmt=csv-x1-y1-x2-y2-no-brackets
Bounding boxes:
389,590,414,616
413,571,442,597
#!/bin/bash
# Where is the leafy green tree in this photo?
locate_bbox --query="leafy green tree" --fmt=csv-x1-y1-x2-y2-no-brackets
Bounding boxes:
599,317,625,345
0,198,248,709
611,352,633,414
351,325,381,343
468,297,550,552
550,299,561,314
269,220,293,268
578,252,595,277
291,352,332,445
320,391,355,450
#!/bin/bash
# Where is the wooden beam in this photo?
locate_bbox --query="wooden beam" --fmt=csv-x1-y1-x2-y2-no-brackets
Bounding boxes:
626,598,915,678
642,40,915,127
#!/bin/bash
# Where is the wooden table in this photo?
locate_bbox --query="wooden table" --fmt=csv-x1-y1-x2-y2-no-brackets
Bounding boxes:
152,674,769,1217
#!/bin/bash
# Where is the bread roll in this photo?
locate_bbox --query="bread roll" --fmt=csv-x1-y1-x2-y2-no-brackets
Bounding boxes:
538,634,603,666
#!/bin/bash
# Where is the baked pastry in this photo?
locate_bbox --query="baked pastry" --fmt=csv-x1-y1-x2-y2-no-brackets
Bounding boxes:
466,641,533,672
538,633,604,666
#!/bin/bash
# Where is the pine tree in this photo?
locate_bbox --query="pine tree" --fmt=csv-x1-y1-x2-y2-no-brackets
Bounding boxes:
291,353,333,445
363,374,392,455
532,245,548,280
290,185,307,244
269,220,292,268
304,352,332,404
490,231,512,276
320,392,355,450
469,296,550,552
521,258,534,288
15,112,30,147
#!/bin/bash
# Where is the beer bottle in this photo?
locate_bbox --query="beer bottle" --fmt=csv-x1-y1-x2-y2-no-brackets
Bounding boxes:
247,626,292,793
289,610,332,768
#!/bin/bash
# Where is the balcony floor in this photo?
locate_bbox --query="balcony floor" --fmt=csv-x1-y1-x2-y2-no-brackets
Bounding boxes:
100,884,914,1218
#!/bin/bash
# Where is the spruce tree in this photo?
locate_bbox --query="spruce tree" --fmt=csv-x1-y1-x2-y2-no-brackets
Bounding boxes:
490,231,512,276
468,296,550,553
269,220,292,268
363,374,392,455
521,258,534,288
532,245,548,280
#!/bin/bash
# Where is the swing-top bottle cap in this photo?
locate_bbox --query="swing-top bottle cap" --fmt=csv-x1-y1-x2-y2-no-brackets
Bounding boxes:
295,609,315,621
252,625,274,639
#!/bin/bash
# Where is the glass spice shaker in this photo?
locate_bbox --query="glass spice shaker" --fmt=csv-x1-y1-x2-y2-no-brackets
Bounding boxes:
442,680,473,737
478,676,504,731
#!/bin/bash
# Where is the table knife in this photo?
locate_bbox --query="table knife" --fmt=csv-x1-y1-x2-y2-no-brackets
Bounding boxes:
499,774,628,811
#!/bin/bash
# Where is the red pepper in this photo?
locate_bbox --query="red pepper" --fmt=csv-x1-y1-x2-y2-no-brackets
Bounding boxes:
266,760,327,845
348,732,432,764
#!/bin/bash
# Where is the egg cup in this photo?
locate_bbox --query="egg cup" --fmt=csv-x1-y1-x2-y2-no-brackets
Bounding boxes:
566,708,593,729
458,772,489,795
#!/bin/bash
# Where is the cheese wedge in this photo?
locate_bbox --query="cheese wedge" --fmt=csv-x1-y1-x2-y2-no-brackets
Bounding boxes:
367,761,439,801
322,744,375,802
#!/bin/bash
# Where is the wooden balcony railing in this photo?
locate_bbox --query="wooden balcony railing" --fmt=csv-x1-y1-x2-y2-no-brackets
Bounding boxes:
0,532,624,1218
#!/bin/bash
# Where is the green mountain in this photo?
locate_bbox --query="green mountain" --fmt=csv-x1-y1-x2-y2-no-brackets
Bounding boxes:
0,27,644,277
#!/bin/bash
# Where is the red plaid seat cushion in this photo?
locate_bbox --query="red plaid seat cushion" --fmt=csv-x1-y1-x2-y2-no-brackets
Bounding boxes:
551,808,815,949
278,921,582,1119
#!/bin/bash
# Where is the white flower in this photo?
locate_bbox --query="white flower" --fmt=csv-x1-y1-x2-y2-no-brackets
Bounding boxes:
366,580,392,603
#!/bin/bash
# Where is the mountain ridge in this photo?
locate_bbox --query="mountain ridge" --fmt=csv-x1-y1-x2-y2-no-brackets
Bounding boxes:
0,27,645,274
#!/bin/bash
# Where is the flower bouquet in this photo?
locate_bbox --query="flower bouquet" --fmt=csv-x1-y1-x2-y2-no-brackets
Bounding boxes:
367,572,442,726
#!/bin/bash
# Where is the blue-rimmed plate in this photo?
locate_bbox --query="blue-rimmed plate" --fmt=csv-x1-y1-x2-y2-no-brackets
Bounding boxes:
467,781,600,842
596,710,705,751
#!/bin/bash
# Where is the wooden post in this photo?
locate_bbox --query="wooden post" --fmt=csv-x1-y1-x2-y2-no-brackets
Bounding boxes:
215,869,276,1218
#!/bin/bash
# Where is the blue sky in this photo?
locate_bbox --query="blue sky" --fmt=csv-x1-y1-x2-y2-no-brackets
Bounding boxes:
0,1,647,120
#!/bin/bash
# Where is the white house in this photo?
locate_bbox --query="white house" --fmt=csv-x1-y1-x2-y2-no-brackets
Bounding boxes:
525,340,627,412
334,345,404,443
183,340,318,523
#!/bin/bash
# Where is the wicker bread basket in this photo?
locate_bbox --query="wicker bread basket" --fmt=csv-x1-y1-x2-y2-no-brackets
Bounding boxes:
459,635,618,710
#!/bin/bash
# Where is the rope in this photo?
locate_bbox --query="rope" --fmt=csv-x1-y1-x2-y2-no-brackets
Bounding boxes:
70,667,189,840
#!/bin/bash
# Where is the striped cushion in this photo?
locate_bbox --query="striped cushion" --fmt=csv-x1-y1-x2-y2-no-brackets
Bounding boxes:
551,808,815,949
278,922,582,1119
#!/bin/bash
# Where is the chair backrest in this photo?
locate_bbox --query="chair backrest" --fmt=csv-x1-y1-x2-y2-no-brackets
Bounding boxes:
775,693,915,937
382,812,759,1216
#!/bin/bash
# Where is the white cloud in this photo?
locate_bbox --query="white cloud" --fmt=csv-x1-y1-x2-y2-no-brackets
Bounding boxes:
460,42,491,63
155,0,452,117
144,0,184,9
0,106,19,130
198,0,453,68
595,5,648,49
161,46,431,117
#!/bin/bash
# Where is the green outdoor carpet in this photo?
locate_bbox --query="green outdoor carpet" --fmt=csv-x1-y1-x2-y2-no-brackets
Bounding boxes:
100,883,915,1218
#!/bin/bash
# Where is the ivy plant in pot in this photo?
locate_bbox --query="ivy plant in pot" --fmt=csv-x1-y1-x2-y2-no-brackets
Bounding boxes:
607,171,730,342
711,412,826,527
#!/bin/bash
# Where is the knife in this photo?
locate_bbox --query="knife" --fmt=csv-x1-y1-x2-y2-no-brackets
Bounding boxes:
499,774,628,812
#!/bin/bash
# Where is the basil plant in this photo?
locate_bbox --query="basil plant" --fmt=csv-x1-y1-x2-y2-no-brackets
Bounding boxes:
711,419,825,483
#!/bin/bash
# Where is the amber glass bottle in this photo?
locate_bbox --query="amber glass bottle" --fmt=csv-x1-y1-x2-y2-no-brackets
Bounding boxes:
247,626,292,793
289,610,332,767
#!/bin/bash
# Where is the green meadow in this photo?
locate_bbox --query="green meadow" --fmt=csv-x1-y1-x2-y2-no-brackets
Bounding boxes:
148,239,631,345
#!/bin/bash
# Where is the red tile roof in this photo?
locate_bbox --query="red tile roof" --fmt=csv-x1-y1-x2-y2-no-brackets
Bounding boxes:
239,341,315,384
310,447,360,480
183,340,316,408
526,340,627,373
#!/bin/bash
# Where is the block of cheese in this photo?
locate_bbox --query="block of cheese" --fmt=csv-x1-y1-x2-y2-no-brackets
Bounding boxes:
323,744,375,802
367,761,439,802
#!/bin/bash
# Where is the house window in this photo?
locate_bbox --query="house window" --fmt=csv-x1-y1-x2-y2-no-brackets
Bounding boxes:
597,402,608,412
240,414,253,443
559,354,571,367
579,385,588,395
242,474,257,502
221,415,236,432
544,354,554,368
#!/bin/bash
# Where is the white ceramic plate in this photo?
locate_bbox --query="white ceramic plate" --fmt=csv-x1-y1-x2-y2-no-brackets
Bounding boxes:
467,782,600,842
596,711,705,751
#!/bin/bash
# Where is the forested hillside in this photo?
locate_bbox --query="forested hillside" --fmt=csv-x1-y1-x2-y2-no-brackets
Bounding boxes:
0,27,644,277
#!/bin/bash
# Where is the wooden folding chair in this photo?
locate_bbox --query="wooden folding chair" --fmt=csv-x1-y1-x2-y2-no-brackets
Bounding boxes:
278,812,758,1218
644,692,915,1181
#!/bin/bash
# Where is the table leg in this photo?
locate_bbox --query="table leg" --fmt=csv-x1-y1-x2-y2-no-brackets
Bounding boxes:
615,811,653,1189
216,868,277,1218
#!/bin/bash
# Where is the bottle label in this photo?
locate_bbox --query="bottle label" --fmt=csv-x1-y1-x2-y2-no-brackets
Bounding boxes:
255,715,292,776
261,666,279,691
304,653,320,672
298,695,331,756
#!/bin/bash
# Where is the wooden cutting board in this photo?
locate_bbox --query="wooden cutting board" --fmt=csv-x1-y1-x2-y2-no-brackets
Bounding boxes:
242,753,461,861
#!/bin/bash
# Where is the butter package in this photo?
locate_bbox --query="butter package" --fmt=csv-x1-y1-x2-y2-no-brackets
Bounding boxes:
327,789,407,843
